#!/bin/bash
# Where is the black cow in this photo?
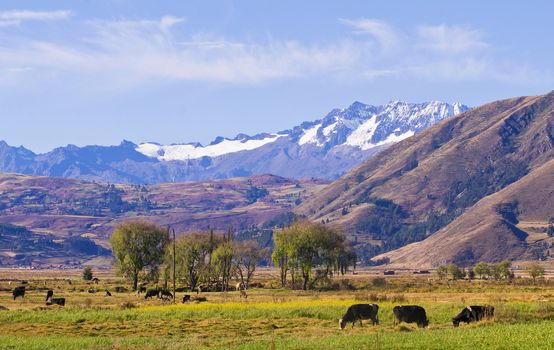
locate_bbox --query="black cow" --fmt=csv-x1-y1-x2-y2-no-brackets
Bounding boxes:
12,286,25,300
105,290,112,297
339,304,379,329
182,294,191,303
160,289,173,300
452,305,494,327
393,305,429,328
46,290,54,301
46,298,65,307
144,289,160,299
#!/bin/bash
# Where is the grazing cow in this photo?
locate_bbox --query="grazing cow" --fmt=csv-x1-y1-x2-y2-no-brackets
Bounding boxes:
88,288,96,294
136,284,147,294
12,286,25,300
144,289,160,299
452,305,494,327
393,305,429,328
46,290,54,301
240,290,248,299
46,298,65,307
182,294,191,303
160,289,173,300
339,304,379,329
105,290,112,297
92,278,100,284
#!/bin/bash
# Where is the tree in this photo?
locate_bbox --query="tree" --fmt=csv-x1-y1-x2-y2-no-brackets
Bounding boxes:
233,240,264,289
212,239,235,291
435,265,447,280
495,261,512,280
272,228,293,288
447,263,464,280
473,262,490,279
110,221,169,290
172,232,213,292
272,220,353,290
527,263,545,283
82,266,93,281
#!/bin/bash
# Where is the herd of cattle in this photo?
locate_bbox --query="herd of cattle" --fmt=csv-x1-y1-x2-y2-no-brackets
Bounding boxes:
11,285,494,329
339,303,495,329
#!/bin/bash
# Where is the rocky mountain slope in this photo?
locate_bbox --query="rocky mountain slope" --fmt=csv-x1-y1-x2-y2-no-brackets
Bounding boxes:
297,91,554,267
0,101,467,184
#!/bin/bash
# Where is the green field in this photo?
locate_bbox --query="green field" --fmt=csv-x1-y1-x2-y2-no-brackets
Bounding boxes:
1,271,554,349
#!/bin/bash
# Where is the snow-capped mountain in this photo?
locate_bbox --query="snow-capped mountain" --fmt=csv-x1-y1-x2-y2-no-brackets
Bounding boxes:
0,101,468,183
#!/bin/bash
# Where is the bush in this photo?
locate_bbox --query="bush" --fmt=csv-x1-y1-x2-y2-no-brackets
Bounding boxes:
82,267,93,281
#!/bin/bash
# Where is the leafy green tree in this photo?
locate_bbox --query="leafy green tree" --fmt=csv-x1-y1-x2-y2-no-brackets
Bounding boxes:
110,221,169,290
171,232,214,292
435,265,447,280
496,261,512,280
272,221,352,290
527,263,545,283
447,263,465,280
82,266,93,281
212,239,235,291
272,228,292,288
473,262,490,279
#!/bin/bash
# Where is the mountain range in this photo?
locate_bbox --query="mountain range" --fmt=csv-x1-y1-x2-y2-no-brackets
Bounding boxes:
0,101,467,184
3,91,553,269
298,91,554,268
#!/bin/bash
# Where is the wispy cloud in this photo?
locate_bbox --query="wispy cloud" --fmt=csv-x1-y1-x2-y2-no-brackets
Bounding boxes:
0,14,549,89
0,16,367,86
339,18,398,51
0,10,72,26
417,24,487,54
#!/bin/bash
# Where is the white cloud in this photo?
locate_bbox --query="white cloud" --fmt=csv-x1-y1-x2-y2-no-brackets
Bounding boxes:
0,10,72,26
339,18,398,50
0,15,549,89
0,17,367,86
417,24,487,54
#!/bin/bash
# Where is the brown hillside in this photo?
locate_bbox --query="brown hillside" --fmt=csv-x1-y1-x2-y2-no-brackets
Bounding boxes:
375,158,554,268
296,91,554,266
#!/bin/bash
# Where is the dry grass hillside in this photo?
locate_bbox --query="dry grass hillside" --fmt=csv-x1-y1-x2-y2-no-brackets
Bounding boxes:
0,173,328,267
297,91,554,266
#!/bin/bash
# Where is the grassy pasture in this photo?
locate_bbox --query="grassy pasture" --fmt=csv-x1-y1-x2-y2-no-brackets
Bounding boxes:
0,271,554,349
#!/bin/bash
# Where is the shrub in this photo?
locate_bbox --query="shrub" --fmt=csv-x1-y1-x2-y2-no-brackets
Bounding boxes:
82,267,93,281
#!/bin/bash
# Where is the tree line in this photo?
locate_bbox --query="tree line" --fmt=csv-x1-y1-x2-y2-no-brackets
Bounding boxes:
435,261,546,282
110,220,355,291
110,221,267,291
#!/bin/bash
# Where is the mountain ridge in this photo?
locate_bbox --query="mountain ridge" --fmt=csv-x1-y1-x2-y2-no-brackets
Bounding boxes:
296,91,554,267
0,100,467,184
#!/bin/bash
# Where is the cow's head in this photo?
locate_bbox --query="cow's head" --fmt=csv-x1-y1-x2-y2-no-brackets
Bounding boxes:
452,318,460,327
339,319,346,330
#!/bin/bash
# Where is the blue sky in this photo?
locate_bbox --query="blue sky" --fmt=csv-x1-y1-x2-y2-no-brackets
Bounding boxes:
1,0,553,153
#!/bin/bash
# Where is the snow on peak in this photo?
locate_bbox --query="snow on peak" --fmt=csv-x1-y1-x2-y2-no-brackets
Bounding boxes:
137,134,283,161
137,100,469,162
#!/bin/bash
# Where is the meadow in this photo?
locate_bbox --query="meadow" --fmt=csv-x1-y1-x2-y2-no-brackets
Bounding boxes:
1,269,554,349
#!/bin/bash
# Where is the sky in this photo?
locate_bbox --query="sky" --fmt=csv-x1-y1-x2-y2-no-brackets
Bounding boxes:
0,0,553,153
